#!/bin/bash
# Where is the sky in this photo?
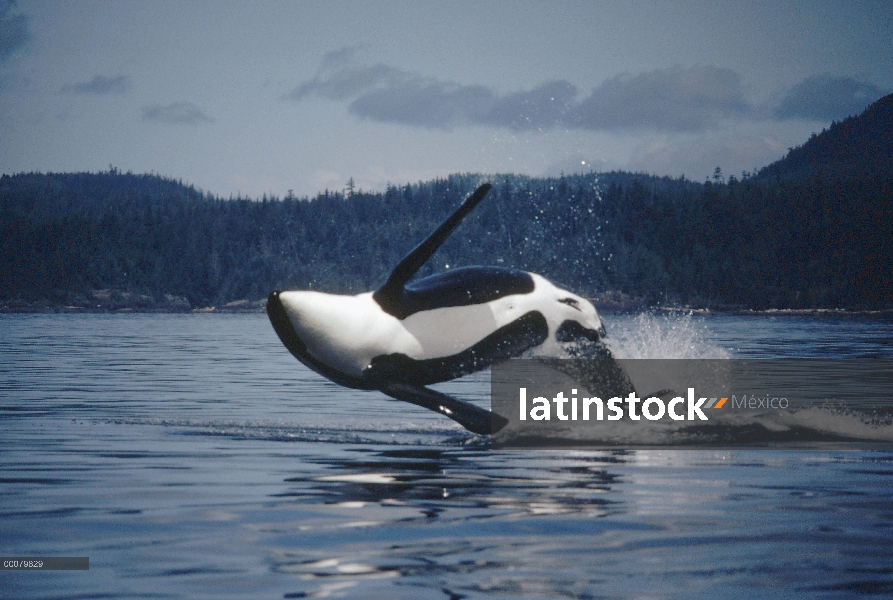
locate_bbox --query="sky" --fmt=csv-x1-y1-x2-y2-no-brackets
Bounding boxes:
1,0,891,199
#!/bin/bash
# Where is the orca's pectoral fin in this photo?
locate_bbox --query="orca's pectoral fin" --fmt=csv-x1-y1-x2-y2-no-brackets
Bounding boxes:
372,378,508,435
373,183,492,315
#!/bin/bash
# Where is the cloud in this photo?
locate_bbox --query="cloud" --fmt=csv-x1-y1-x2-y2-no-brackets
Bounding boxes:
571,66,749,132
318,44,366,71
775,75,886,121
287,58,495,129
142,101,213,125
0,0,30,62
488,80,578,129
62,74,131,95
288,52,752,133
349,78,495,129
287,63,407,102
627,133,787,181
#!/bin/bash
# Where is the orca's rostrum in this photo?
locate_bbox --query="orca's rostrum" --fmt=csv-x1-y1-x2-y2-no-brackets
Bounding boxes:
267,183,631,435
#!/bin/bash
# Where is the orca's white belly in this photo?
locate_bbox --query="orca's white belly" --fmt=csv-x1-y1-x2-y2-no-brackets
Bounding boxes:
397,303,497,358
396,291,544,359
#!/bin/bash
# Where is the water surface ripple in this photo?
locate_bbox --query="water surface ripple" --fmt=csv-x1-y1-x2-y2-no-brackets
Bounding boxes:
2,313,892,599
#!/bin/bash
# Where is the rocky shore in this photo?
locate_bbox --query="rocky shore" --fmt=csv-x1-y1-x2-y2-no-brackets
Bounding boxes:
0,289,267,314
3,288,889,316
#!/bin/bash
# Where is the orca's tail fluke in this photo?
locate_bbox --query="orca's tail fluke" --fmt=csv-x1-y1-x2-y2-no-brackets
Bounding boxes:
373,183,491,316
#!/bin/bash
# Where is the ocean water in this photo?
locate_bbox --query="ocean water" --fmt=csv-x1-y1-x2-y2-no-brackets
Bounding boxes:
2,312,892,599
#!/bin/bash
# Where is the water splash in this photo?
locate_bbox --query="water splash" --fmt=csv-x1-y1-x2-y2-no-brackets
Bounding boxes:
516,312,893,446
606,311,730,359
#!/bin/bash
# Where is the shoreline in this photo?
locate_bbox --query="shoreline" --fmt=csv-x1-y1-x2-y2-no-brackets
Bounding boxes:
2,300,891,317
650,306,893,317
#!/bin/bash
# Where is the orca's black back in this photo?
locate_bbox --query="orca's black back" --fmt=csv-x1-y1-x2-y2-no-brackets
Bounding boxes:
389,266,535,320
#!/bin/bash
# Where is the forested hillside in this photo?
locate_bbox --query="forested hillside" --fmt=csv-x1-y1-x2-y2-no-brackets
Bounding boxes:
2,96,891,312
758,93,893,181
2,169,889,311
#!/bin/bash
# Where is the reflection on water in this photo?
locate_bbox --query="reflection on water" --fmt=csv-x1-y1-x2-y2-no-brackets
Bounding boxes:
267,447,627,597
2,313,893,598
280,447,622,516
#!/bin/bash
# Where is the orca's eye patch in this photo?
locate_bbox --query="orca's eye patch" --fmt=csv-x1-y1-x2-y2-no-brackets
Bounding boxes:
558,297,581,311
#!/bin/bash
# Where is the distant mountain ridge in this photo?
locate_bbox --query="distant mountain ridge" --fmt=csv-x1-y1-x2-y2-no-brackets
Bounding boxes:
758,93,893,180
2,100,892,311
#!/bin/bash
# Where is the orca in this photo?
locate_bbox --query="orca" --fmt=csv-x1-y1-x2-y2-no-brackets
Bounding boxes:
267,183,629,435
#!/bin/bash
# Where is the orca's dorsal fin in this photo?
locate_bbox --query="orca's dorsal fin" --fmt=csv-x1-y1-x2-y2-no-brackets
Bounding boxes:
373,183,492,315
